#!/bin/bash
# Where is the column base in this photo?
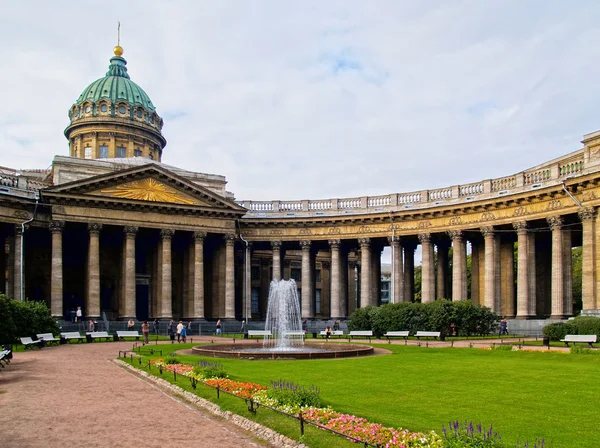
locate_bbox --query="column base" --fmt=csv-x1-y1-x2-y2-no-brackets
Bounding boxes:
549,315,567,320
514,315,535,320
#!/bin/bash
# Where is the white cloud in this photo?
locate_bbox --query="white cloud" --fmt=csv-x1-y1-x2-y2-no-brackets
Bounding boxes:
1,1,599,202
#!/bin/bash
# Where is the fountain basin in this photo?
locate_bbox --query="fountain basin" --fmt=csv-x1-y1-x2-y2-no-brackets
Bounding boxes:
192,342,374,360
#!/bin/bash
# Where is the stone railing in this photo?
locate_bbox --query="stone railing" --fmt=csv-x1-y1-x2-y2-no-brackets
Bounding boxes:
239,149,592,217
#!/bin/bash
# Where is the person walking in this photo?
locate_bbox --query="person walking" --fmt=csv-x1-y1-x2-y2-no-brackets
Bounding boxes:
180,323,187,343
153,318,159,335
76,306,82,323
176,320,184,342
88,319,95,332
167,319,176,343
215,319,222,335
141,321,150,345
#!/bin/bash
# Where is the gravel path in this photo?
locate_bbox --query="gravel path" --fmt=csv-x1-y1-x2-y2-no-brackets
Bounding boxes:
0,341,274,448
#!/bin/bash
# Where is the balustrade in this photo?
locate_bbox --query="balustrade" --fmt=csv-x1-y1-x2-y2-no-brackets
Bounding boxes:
459,182,484,196
428,188,452,201
523,169,551,185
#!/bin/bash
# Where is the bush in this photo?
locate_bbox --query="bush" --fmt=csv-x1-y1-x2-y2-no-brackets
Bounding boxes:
542,322,570,341
569,316,600,337
0,295,59,344
266,379,320,408
164,353,180,364
192,360,228,379
347,306,376,332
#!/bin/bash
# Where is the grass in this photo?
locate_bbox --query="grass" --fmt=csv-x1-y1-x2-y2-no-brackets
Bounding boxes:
126,342,600,448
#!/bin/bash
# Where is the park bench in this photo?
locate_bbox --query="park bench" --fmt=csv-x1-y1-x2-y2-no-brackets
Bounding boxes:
36,333,61,346
560,334,597,348
384,331,410,341
87,331,113,342
247,330,272,338
116,330,141,341
414,331,441,340
20,337,42,350
60,332,86,343
348,330,373,342
0,347,12,367
319,330,344,338
281,330,305,339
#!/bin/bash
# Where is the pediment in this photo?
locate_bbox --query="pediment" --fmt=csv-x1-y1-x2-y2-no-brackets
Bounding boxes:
42,163,246,215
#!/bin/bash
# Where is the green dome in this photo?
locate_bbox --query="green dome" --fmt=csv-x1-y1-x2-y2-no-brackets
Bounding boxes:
75,55,156,111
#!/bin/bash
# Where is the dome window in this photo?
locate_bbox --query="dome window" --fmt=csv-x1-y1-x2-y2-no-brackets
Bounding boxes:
150,115,155,124
100,104,108,113
119,105,127,114
136,109,143,118
85,105,91,114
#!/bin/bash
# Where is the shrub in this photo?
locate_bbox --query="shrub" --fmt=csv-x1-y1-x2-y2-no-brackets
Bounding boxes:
348,306,376,332
266,379,320,408
0,295,59,344
569,316,600,337
542,322,570,341
164,353,179,364
192,360,228,378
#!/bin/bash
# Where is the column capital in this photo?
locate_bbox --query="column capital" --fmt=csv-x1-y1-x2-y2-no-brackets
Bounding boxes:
578,207,596,222
224,233,236,244
547,215,564,230
447,230,463,241
388,236,401,246
512,221,528,234
123,226,138,237
87,222,103,235
160,229,175,239
49,220,65,234
418,233,431,244
480,226,495,237
328,239,341,249
271,240,282,249
358,237,370,247
300,239,312,249
193,231,207,241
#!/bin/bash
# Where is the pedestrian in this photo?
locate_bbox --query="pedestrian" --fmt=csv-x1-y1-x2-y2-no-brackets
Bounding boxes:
333,319,340,331
186,321,192,336
302,320,308,334
153,318,159,334
240,320,246,334
76,306,82,323
325,326,332,341
88,319,95,332
215,319,222,335
500,319,508,336
180,323,187,343
167,319,176,343
176,320,183,342
141,321,150,345
127,319,135,332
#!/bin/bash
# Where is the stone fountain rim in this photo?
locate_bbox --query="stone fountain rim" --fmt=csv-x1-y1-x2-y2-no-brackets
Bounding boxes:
191,342,375,360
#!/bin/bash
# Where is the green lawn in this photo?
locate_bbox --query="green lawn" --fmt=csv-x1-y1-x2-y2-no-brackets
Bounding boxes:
130,343,600,447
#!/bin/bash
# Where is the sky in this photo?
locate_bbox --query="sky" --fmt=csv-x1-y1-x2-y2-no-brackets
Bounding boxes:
1,1,600,204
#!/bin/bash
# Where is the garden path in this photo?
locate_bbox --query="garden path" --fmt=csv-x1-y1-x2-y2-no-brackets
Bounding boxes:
0,340,275,448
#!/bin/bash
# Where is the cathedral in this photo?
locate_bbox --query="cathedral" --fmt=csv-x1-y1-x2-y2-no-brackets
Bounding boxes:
2,44,600,325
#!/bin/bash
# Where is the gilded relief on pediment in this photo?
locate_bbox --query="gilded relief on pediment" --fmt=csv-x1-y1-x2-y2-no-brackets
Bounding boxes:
93,178,201,205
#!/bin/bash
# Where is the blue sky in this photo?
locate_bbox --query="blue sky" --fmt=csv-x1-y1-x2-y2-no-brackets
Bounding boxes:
1,1,599,203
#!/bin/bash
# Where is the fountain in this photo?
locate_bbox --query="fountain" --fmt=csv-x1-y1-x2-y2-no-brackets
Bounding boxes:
192,279,373,360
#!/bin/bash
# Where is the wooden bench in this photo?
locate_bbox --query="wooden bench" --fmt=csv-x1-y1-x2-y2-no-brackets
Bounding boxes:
348,331,373,342
560,334,597,347
36,333,61,346
384,331,410,341
247,330,272,338
414,331,441,340
87,331,112,342
320,330,344,338
60,332,86,343
116,330,141,341
20,337,42,350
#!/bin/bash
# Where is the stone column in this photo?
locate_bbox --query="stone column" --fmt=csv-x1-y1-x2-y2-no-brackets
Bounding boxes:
13,226,23,301
358,238,372,307
403,242,416,302
436,241,450,299
300,240,313,318
548,216,565,318
481,226,497,312
500,240,516,317
224,234,236,319
329,240,342,318
159,229,173,319
419,233,435,303
192,231,206,318
122,226,138,318
563,226,573,317
514,221,533,318
50,221,64,317
579,207,597,310
449,231,467,301
388,237,403,303
340,248,349,316
87,223,102,318
271,241,282,280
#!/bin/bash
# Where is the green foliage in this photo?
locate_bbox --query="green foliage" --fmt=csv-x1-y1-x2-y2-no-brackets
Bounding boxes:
266,379,321,408
192,360,228,378
0,295,59,344
164,353,180,364
490,344,513,351
543,316,600,341
570,346,600,355
349,299,499,336
442,421,503,447
542,322,571,341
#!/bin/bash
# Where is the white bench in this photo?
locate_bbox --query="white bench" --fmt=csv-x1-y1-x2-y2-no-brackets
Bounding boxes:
384,331,410,341
415,331,441,340
20,337,42,350
0,348,11,367
281,331,305,339
87,331,112,342
116,330,141,341
61,332,85,343
320,330,344,338
348,330,373,342
560,334,597,347
247,330,272,338
36,333,61,345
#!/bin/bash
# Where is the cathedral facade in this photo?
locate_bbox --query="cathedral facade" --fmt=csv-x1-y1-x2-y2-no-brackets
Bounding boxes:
2,45,600,323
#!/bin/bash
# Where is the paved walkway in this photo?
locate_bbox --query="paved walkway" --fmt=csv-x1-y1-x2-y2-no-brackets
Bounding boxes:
0,340,273,448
